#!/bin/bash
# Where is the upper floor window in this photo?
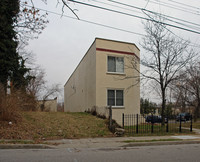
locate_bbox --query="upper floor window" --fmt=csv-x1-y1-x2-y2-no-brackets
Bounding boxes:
107,56,124,73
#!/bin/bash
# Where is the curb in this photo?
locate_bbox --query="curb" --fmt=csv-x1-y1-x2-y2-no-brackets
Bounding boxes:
122,140,200,147
0,144,55,149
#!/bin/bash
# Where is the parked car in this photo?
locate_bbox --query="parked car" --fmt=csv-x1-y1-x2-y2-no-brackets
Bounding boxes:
176,113,191,122
145,115,162,123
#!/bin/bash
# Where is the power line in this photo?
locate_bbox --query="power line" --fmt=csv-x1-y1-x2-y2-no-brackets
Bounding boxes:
151,0,200,14
90,0,141,15
168,0,200,11
107,0,200,30
146,12,200,48
109,0,200,27
89,0,200,35
68,0,200,34
23,4,200,48
24,4,145,36
105,0,200,46
146,0,200,16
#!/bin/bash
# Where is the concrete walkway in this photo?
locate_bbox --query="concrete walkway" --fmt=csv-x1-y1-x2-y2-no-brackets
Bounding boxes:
45,134,200,149
1,134,200,149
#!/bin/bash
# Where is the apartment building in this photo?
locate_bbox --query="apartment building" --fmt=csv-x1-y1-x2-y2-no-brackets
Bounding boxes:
64,38,140,124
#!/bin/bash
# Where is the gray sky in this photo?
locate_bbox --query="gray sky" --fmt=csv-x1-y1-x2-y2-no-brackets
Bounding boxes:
26,0,200,102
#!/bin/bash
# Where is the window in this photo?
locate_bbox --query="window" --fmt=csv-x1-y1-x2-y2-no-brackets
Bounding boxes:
107,56,124,73
107,90,124,106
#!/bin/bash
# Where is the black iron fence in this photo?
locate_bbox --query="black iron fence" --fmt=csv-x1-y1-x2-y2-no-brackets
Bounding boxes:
122,114,193,135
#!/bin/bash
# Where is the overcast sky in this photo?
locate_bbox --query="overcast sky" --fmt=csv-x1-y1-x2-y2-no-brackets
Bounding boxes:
25,0,200,102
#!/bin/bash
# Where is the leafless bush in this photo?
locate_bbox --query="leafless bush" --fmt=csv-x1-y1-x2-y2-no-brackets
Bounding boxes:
19,93,38,111
0,85,21,122
0,83,39,122
85,106,106,119
57,102,64,112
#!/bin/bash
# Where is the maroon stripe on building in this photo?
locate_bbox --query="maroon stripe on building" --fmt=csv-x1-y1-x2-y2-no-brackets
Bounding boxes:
96,48,139,59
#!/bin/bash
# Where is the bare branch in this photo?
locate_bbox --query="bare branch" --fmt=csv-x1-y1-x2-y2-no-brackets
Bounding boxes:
61,0,80,20
15,1,49,45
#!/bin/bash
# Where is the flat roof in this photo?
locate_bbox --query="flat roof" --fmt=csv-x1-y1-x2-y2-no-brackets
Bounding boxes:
95,37,140,51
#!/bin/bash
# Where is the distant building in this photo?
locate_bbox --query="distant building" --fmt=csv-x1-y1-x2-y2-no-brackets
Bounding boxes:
64,38,140,124
37,97,57,112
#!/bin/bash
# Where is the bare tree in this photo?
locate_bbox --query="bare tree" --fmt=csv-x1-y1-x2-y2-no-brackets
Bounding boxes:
42,84,61,101
26,66,46,98
140,16,196,124
15,1,49,45
171,79,188,113
173,63,200,120
26,67,61,111
184,64,200,119
15,0,80,46
40,84,61,111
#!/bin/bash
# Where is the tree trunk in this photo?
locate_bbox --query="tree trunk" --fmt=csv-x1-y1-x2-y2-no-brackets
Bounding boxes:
194,102,200,122
161,89,166,126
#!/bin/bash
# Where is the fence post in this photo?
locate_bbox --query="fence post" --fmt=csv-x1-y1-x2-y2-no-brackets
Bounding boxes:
131,114,133,135
109,106,112,131
190,115,192,132
136,114,139,134
179,114,182,133
151,114,154,133
166,116,169,133
122,113,124,129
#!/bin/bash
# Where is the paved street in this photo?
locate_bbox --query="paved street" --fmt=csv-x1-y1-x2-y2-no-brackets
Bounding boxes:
1,134,200,162
1,143,200,162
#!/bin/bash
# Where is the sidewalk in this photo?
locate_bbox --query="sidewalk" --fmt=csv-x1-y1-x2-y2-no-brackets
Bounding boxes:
1,134,200,149
46,134,200,149
46,127,200,148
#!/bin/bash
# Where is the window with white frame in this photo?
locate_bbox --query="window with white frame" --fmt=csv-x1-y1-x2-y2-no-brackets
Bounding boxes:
107,56,124,73
107,89,124,106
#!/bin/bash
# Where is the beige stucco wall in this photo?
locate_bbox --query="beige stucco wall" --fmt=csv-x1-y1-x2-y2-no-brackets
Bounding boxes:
64,41,96,112
37,98,57,112
64,38,140,125
95,38,140,125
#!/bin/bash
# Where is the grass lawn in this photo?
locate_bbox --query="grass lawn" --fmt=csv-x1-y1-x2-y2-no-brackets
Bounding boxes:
192,120,200,129
0,111,113,141
124,122,194,136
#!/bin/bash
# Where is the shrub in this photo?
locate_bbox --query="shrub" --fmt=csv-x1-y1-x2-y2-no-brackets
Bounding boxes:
0,85,21,122
85,106,107,119
0,84,37,122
